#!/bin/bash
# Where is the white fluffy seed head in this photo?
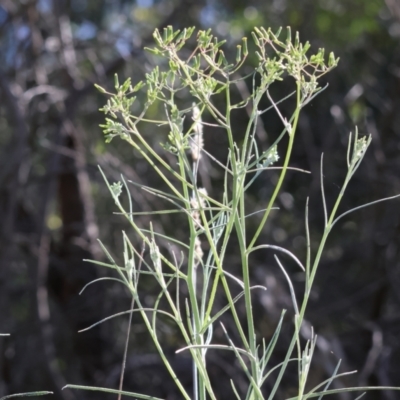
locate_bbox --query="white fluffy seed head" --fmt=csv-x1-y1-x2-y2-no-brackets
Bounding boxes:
190,104,203,161
198,188,207,208
190,188,207,227
194,236,203,267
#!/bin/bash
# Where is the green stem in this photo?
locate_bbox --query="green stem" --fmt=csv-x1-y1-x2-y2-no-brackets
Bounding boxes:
248,82,302,251
201,80,252,352
267,159,359,400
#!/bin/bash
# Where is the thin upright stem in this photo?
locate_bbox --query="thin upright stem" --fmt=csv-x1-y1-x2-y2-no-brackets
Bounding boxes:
248,81,302,251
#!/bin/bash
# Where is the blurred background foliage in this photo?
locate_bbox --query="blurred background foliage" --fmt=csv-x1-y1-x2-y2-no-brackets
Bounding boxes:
1,0,400,399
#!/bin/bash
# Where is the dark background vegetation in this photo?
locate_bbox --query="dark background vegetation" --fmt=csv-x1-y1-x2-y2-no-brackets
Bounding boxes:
1,0,400,399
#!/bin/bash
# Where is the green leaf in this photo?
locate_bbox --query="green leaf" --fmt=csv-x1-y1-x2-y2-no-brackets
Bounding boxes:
63,384,164,400
0,392,53,400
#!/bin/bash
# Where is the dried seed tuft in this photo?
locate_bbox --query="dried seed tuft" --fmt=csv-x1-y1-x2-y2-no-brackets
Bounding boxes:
190,104,204,161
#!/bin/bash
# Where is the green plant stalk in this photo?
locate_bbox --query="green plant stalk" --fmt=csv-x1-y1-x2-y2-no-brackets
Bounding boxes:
182,166,251,355
267,151,366,400
169,93,202,318
127,287,192,400
118,173,214,398
163,72,218,400
222,79,300,398
201,77,284,366
112,176,215,399
176,125,266,397
127,259,216,400
216,79,264,394
238,181,265,398
241,81,302,398
220,324,265,400
199,190,252,352
198,81,253,353
176,147,204,400
248,81,302,252
151,277,215,400
236,209,261,391
234,76,276,395
235,111,260,389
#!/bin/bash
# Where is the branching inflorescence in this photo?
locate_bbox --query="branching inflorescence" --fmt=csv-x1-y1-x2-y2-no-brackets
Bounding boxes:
63,26,400,400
